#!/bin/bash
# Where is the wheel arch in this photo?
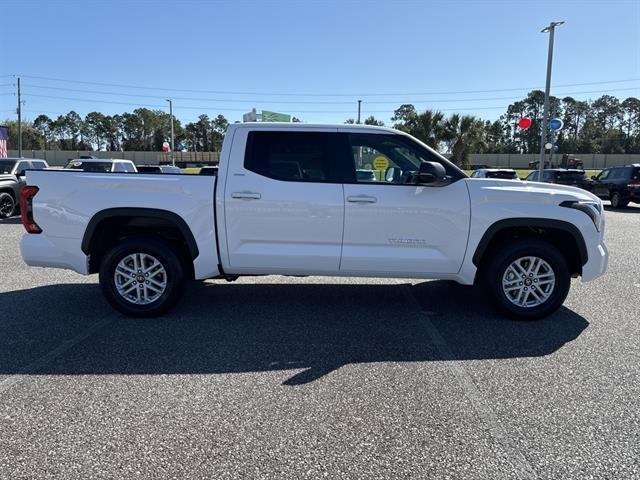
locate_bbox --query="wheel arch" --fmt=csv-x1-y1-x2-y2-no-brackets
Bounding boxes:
0,186,17,200
82,208,199,274
472,218,588,276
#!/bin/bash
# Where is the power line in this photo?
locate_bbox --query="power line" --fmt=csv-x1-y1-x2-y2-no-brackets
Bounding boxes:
20,83,640,105
16,73,640,97
20,92,509,113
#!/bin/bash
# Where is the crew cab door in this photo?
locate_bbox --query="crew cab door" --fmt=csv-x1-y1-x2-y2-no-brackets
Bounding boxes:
223,128,346,274
592,168,611,197
338,131,470,275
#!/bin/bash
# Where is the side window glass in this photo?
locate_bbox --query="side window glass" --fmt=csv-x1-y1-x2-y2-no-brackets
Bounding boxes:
598,169,610,180
31,161,46,170
113,163,124,173
122,163,136,173
348,133,430,185
245,131,329,182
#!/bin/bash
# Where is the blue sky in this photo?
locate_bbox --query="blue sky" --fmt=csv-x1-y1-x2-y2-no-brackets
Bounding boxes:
2,0,639,125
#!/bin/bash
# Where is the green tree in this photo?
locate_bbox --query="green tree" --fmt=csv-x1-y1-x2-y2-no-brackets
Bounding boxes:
33,115,52,149
444,114,486,167
84,112,107,150
364,115,384,126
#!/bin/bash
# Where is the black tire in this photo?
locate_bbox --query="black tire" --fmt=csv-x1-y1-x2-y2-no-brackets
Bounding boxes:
99,237,185,318
0,192,15,219
482,239,570,320
610,191,628,209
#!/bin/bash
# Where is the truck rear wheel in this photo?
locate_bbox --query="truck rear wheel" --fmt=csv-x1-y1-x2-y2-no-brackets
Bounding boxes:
482,239,570,320
99,237,185,318
0,192,15,218
610,191,628,209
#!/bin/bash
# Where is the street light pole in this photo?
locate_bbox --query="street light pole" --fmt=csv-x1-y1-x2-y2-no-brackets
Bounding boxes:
357,100,362,124
538,21,564,179
166,99,175,166
17,77,22,158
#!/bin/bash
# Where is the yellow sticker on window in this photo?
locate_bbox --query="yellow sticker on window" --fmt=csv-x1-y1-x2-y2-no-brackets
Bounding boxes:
372,156,389,171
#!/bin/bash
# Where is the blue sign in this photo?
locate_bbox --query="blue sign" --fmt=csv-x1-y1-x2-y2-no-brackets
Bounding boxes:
549,118,564,131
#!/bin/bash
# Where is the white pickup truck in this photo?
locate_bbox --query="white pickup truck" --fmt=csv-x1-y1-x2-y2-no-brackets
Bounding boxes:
19,123,608,319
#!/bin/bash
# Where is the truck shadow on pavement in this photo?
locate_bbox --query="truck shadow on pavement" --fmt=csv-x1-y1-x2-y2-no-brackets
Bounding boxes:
604,205,640,214
0,280,588,385
0,217,23,225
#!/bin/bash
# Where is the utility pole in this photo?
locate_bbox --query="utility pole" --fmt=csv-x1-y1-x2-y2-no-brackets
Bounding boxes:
166,99,175,166
357,100,362,124
17,77,22,157
538,21,564,179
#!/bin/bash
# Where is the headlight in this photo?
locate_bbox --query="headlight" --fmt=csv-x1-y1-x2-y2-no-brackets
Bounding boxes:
560,200,602,231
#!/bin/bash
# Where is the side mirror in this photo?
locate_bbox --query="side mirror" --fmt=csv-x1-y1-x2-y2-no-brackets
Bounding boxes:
418,161,449,186
16,170,26,177
385,166,402,183
591,175,598,180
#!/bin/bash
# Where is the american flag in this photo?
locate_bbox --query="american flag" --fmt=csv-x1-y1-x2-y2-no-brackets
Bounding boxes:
0,126,8,157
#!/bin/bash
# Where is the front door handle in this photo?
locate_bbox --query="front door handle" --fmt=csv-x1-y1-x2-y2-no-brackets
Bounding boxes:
231,191,261,200
347,195,377,204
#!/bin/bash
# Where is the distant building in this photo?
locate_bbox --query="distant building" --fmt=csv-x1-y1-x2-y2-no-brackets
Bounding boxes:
243,108,291,122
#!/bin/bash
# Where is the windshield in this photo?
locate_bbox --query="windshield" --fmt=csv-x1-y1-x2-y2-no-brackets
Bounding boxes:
64,161,113,172
0,160,17,174
486,171,517,179
556,172,586,180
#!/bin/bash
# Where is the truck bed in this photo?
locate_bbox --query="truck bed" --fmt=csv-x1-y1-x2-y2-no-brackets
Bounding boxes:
21,170,220,279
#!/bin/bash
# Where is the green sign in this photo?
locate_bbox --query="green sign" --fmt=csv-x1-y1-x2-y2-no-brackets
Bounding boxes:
262,111,291,122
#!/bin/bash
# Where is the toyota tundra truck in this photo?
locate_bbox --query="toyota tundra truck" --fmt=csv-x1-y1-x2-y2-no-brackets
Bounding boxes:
19,123,608,319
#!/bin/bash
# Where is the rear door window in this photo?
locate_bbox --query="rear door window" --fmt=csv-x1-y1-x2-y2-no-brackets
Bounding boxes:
245,131,331,182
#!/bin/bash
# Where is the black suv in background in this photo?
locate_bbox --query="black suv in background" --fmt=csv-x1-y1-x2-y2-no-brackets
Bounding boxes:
524,169,593,191
592,164,640,208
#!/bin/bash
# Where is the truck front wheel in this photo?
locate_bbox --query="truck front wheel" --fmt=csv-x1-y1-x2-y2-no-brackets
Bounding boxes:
99,237,185,318
0,192,15,218
482,239,570,320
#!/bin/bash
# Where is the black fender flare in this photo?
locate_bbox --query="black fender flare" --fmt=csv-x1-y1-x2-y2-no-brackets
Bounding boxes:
81,207,199,259
472,218,588,267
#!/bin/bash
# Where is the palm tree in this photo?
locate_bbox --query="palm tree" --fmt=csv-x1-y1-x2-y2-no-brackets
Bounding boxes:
445,114,486,167
414,110,448,149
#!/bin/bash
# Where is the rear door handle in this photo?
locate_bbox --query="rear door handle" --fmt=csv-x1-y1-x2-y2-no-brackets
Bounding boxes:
347,195,377,204
231,191,261,200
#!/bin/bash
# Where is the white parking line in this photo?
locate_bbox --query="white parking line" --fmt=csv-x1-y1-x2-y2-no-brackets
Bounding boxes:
0,318,112,397
403,285,537,480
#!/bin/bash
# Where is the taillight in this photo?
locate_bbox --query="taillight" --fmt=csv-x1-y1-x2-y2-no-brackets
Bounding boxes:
20,186,42,234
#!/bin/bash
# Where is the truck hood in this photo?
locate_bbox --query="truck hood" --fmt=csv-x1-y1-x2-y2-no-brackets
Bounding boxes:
464,178,601,205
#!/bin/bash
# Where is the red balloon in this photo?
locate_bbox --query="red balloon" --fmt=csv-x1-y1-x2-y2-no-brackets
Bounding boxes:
518,117,532,129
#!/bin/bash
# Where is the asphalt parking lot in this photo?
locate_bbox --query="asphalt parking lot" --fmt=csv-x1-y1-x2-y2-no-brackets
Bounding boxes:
0,205,639,480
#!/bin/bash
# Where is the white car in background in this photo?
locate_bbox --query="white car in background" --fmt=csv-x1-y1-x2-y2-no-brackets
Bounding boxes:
64,158,138,173
470,168,519,180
